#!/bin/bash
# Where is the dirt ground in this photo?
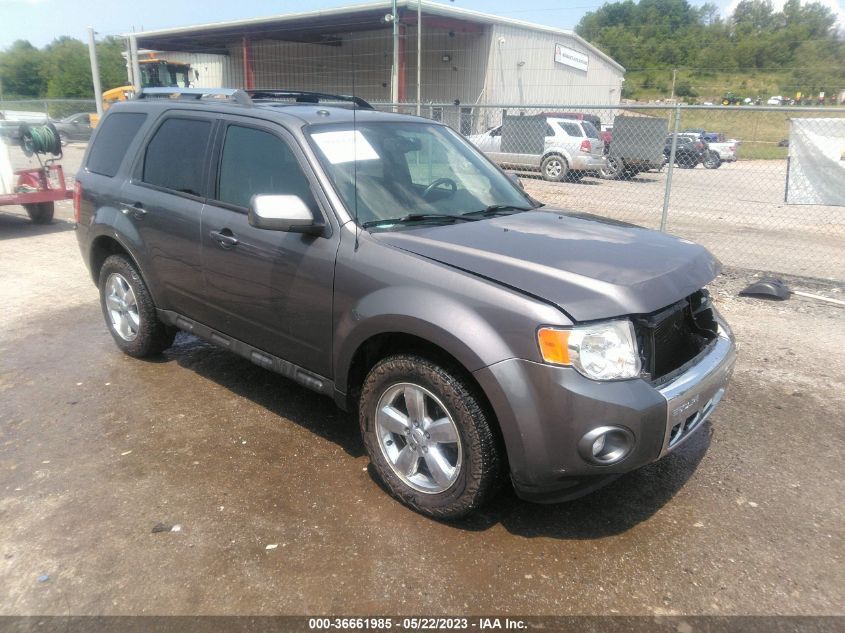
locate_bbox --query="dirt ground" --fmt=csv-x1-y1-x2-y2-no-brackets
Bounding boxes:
0,168,843,617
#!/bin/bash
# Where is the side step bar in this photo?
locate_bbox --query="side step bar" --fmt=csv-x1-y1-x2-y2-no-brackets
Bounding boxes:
157,309,334,398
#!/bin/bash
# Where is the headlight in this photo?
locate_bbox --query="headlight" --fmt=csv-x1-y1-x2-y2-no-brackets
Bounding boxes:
537,319,641,381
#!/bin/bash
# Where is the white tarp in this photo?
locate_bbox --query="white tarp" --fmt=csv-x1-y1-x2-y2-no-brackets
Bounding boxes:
786,118,845,206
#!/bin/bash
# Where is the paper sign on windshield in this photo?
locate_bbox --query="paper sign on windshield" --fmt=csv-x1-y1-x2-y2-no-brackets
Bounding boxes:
312,130,379,164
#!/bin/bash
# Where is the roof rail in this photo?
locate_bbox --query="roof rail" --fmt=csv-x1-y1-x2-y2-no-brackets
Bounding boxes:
247,90,374,110
136,88,253,106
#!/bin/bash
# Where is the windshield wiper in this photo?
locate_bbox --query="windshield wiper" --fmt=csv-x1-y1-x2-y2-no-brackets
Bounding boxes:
461,204,536,218
362,213,470,229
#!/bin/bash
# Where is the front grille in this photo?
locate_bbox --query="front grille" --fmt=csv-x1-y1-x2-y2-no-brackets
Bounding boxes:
637,290,718,382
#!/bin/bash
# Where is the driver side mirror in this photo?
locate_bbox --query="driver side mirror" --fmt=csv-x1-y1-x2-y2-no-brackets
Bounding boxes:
248,194,325,236
507,172,524,190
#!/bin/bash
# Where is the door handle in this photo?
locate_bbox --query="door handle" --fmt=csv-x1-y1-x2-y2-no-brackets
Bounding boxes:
209,229,239,249
120,202,147,219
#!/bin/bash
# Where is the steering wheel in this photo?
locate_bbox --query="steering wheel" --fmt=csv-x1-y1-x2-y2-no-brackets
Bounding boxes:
422,177,458,200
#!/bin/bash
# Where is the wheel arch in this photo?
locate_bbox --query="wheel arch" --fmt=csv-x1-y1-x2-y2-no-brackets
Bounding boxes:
88,234,162,306
343,330,508,467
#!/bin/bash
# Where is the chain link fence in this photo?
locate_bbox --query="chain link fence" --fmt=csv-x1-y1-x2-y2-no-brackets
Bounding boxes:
373,102,845,282
3,96,843,282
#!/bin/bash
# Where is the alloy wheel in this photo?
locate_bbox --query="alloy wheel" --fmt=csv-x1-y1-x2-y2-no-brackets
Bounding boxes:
105,273,140,341
374,382,462,494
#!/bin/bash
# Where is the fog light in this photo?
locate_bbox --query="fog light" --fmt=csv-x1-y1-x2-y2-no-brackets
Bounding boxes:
578,426,635,465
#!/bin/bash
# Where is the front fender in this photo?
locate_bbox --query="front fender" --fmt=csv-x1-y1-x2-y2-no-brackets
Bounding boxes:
333,285,517,395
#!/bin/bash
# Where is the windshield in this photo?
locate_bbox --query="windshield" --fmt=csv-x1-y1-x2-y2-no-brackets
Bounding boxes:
308,121,534,228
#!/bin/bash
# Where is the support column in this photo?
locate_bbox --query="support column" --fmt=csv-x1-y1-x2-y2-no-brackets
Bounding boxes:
398,24,407,104
242,36,255,90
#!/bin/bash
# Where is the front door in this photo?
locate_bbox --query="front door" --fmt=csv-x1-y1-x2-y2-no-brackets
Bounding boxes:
199,120,338,378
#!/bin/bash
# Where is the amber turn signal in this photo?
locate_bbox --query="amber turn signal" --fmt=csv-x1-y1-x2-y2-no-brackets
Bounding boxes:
537,328,571,365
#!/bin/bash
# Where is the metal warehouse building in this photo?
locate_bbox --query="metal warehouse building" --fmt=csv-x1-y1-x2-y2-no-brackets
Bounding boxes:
129,0,625,111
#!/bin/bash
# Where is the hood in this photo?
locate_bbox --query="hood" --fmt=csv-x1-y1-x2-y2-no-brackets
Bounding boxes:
372,210,720,322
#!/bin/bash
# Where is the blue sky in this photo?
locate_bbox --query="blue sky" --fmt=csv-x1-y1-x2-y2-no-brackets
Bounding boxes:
0,0,753,49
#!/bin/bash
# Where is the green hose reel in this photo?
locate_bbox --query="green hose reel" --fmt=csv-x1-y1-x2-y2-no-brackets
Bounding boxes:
19,122,62,157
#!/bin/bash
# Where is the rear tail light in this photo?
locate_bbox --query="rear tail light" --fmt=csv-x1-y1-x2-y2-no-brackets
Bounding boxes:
73,181,82,223
580,139,591,152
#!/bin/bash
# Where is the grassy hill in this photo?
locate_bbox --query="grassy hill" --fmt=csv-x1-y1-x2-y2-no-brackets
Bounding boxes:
624,70,837,104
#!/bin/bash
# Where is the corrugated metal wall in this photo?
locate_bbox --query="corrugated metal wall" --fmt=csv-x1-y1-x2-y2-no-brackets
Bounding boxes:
483,24,623,114
222,27,489,105
152,20,622,118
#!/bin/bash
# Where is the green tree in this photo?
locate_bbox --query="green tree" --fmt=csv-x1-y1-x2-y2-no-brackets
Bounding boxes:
0,40,45,97
41,37,93,99
97,36,129,91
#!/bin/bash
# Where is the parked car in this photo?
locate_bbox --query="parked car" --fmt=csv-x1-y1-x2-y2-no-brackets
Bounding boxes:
52,112,94,143
665,134,721,169
468,116,606,181
75,88,736,519
683,129,739,163
767,96,784,106
540,111,612,149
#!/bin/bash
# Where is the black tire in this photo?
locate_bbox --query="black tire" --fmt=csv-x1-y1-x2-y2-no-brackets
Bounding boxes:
98,254,175,358
599,157,623,180
540,154,568,182
24,202,54,224
359,354,501,519
702,150,722,169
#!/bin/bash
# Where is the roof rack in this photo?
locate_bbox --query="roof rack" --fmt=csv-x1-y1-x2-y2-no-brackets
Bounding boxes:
136,87,253,106
247,90,374,110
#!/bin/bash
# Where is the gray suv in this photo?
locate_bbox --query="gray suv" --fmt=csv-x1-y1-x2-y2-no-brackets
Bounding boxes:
74,88,736,519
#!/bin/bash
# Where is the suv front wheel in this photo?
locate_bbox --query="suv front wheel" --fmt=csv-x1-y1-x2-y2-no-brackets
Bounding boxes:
359,354,501,519
98,254,175,358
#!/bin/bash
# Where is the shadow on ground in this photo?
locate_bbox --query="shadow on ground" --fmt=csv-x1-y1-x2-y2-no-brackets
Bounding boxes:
0,214,75,240
160,332,708,540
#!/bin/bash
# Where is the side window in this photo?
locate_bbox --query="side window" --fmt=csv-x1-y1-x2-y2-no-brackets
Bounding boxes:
561,122,581,137
545,123,556,136
217,125,317,210
143,117,211,196
86,112,147,177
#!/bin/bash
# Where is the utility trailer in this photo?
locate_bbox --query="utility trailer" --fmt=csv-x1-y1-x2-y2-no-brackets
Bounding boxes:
600,115,669,180
0,124,73,224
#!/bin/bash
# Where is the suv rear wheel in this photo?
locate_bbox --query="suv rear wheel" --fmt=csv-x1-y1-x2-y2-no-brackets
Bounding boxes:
540,154,568,182
98,254,175,357
359,354,500,519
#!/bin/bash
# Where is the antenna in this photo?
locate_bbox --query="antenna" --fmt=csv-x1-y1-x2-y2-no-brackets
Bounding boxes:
352,31,360,251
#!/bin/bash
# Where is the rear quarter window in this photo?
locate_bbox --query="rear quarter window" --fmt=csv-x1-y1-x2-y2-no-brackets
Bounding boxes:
560,122,582,137
581,121,600,139
86,112,147,177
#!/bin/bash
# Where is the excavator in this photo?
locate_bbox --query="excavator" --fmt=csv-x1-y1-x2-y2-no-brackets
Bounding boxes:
92,57,192,126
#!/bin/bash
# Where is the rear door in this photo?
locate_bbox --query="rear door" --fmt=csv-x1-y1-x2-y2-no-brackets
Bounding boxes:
199,118,338,377
119,113,214,318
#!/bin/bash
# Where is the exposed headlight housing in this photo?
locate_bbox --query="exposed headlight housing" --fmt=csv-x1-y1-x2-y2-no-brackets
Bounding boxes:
537,319,641,381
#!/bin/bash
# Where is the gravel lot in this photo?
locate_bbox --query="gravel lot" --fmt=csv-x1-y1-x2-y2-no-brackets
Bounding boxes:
0,143,843,617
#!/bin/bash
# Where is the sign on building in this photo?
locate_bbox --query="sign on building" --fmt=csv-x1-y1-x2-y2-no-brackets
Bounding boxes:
554,44,588,72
